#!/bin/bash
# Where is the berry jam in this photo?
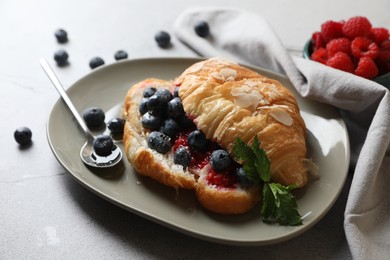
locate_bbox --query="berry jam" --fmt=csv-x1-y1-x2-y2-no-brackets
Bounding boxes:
173,130,239,188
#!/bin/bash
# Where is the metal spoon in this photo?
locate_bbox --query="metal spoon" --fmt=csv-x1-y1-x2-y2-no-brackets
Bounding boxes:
40,58,123,168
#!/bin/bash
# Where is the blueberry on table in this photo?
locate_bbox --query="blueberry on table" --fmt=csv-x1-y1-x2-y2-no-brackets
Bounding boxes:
14,127,32,145
93,135,114,156
107,118,125,134
54,29,68,43
160,118,180,138
83,107,105,128
89,57,105,69
167,97,185,119
187,130,209,151
147,131,172,154
210,149,232,171
194,21,210,38
154,31,171,48
174,146,191,169
143,87,157,98
114,50,128,60
141,112,162,130
54,49,69,66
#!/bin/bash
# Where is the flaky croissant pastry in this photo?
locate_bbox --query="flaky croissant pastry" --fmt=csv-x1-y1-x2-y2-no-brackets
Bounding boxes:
175,58,308,187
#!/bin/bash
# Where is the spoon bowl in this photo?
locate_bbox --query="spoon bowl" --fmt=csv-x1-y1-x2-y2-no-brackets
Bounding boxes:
40,58,123,168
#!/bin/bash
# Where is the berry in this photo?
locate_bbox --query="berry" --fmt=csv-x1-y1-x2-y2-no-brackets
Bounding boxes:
155,31,171,48
174,146,191,169
342,16,372,40
54,49,69,66
155,89,173,103
54,29,68,43
187,130,209,151
310,48,328,64
167,97,185,119
351,37,379,59
210,149,232,171
93,135,114,156
173,87,180,97
147,131,172,154
375,51,390,75
14,127,32,145
194,21,210,38
176,115,196,129
160,118,180,138
355,57,378,79
326,52,355,73
381,40,390,51
236,167,252,187
89,57,105,69
114,50,128,60
326,37,351,57
370,28,390,45
139,98,149,115
83,107,105,128
311,31,325,50
321,20,344,42
141,112,162,130
107,118,125,134
143,87,157,98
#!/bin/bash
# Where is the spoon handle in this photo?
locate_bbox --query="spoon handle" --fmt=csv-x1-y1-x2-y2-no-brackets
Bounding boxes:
40,58,93,140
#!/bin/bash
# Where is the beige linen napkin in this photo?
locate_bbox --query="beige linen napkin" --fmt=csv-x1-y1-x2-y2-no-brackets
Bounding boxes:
174,8,390,259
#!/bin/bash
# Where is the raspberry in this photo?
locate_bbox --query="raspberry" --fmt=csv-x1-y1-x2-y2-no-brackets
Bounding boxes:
311,48,328,64
351,37,379,59
311,31,325,50
326,52,355,73
355,57,378,79
326,37,351,57
370,28,390,45
321,20,344,42
342,16,372,40
375,51,390,75
381,40,390,51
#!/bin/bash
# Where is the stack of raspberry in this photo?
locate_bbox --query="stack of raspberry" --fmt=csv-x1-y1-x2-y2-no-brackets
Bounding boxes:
310,16,390,79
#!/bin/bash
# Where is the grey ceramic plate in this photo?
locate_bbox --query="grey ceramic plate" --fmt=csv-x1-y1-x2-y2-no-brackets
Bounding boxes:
47,57,350,246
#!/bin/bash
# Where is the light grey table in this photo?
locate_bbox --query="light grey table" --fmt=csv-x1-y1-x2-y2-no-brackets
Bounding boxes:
1,0,388,259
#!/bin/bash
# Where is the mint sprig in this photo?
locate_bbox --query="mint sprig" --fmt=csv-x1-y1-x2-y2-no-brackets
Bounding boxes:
233,136,302,226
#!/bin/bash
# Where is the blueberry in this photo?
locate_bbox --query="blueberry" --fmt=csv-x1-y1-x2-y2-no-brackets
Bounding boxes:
83,107,105,128
93,135,114,156
173,87,180,97
177,115,196,129
54,49,69,66
141,112,162,130
14,127,32,145
174,146,191,169
107,118,125,134
143,87,157,98
155,31,171,48
89,57,105,69
155,89,173,103
167,97,185,119
139,98,149,115
236,167,253,187
114,50,128,60
160,118,180,138
210,149,232,171
187,130,209,151
147,95,164,111
194,21,210,38
55,29,68,43
147,131,172,154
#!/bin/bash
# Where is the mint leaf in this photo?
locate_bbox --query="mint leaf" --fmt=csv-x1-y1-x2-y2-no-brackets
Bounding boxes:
261,183,302,226
251,136,270,182
233,137,261,184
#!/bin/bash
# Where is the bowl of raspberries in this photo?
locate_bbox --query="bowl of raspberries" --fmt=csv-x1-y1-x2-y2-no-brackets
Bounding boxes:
303,16,390,88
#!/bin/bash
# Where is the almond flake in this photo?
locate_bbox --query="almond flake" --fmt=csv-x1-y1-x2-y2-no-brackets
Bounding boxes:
210,72,223,80
219,68,237,80
270,107,293,126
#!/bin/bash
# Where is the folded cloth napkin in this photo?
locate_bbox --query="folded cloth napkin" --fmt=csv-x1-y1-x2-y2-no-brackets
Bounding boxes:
174,8,390,259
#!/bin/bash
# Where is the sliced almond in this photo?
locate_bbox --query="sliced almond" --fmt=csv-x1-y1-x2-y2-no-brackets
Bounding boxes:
270,107,293,126
219,68,237,80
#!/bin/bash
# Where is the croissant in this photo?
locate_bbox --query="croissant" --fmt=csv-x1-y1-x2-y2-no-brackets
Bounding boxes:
175,58,308,187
